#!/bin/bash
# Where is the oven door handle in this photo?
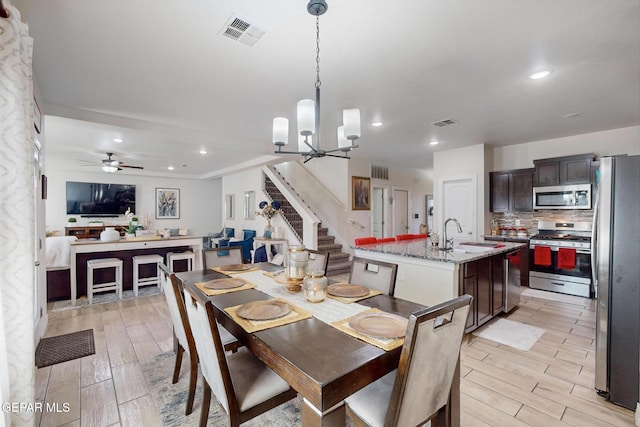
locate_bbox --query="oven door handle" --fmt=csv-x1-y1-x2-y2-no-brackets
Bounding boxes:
530,244,590,255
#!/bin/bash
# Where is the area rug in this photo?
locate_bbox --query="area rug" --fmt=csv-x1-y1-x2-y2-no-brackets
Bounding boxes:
472,318,545,351
35,329,95,368
142,352,302,426
52,286,162,312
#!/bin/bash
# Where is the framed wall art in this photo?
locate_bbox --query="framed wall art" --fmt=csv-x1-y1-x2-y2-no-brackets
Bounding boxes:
352,176,371,210
156,188,180,219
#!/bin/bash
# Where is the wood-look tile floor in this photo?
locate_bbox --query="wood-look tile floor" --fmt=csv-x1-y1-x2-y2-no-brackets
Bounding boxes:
37,283,637,426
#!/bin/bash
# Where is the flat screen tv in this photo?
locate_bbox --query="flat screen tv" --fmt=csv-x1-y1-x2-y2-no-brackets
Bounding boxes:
66,181,136,216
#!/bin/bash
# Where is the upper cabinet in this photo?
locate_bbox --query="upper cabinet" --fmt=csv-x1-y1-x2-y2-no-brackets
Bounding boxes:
490,168,534,212
533,153,595,186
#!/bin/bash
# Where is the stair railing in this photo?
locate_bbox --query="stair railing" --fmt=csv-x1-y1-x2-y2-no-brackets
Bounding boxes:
271,161,349,251
262,166,320,248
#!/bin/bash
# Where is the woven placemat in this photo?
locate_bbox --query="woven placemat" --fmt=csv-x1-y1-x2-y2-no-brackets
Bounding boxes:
195,278,256,296
327,287,383,304
331,308,405,352
211,265,260,275
225,298,312,333
35,329,95,368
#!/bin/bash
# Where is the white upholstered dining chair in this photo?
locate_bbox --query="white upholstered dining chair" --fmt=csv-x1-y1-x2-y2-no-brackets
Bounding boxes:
182,285,298,427
349,256,399,296
159,263,239,415
345,294,472,427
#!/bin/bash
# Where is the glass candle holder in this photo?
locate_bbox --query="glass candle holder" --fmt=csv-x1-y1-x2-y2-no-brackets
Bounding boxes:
303,271,328,303
286,245,309,280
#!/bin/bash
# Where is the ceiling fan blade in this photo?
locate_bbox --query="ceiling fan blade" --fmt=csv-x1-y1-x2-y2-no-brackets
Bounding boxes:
120,164,144,170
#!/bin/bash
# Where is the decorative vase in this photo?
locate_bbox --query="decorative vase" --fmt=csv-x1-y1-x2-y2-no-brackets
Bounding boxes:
263,220,274,238
100,227,120,242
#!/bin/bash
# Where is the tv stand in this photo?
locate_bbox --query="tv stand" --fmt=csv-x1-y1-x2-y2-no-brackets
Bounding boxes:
65,225,127,239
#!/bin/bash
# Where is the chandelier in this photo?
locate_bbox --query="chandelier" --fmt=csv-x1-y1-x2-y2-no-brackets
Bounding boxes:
272,0,361,163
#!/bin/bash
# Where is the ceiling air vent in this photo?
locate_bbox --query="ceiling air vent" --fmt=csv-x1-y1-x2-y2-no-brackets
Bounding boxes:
371,165,389,180
220,15,265,47
431,118,458,127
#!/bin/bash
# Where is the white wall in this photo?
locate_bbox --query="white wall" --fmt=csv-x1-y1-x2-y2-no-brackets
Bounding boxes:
45,159,221,237
433,144,489,238
492,126,640,171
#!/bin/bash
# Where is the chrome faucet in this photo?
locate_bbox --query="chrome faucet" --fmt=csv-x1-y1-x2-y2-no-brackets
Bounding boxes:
442,218,463,251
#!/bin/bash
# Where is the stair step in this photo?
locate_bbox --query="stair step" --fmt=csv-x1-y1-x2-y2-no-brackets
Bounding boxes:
327,252,349,262
318,243,343,253
317,227,329,236
318,235,335,244
326,261,352,275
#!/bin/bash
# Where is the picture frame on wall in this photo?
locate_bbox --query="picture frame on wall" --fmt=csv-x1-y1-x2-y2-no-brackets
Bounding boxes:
352,176,371,210
34,97,42,134
156,188,180,219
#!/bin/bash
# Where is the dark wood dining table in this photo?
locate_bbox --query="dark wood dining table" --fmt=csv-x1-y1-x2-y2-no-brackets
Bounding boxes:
177,263,460,426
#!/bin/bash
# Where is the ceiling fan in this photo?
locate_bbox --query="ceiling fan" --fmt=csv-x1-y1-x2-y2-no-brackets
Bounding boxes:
99,152,144,173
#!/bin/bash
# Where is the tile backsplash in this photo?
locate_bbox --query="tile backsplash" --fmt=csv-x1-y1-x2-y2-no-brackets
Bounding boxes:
490,210,594,237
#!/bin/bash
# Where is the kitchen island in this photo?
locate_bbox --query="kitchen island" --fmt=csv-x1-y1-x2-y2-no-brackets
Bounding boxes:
354,238,526,332
69,235,203,305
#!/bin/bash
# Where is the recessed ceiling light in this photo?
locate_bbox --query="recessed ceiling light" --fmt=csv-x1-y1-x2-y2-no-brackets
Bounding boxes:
529,70,551,80
168,166,174,171
199,148,207,154
371,121,383,127
430,140,439,146
113,138,123,143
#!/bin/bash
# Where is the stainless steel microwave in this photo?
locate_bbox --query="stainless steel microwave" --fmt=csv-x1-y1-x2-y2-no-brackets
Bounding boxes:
533,184,592,210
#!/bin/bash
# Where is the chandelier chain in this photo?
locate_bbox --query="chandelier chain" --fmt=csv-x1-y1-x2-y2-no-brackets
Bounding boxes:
315,14,321,89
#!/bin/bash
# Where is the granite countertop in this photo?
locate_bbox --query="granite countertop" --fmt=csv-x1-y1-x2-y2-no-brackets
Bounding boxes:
353,238,526,264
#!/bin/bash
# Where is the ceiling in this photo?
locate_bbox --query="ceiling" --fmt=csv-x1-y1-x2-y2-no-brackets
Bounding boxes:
13,0,640,178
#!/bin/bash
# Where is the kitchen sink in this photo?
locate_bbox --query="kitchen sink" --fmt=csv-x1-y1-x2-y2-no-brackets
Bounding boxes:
454,242,504,253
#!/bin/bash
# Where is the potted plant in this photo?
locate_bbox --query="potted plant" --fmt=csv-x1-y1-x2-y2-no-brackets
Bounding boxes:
67,217,77,227
256,200,282,238
131,216,138,226
125,222,137,238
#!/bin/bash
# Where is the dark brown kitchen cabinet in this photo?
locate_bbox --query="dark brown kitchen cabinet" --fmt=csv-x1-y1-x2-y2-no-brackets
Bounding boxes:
491,256,505,315
533,153,595,186
490,168,533,212
460,253,508,333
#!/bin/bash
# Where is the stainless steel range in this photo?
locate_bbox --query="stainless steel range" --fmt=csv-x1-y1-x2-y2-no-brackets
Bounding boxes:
529,220,593,298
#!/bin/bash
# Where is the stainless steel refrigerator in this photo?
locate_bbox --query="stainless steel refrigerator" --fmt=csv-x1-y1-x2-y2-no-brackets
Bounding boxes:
594,155,640,411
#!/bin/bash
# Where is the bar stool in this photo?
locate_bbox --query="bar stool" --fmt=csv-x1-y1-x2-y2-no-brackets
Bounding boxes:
87,258,123,304
132,254,164,296
166,251,195,272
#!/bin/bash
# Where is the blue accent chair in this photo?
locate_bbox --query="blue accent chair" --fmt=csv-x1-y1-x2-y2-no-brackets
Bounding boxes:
229,229,256,263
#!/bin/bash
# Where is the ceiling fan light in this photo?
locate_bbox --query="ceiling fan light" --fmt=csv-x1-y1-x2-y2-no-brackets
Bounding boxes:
102,165,118,173
297,99,315,136
272,117,289,146
337,126,351,151
343,109,361,140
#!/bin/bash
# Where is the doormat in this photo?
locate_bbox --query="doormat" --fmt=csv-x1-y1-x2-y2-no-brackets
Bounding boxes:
472,318,544,351
35,329,95,368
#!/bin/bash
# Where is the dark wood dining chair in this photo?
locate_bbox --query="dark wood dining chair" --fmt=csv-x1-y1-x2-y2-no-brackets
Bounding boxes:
307,249,330,274
349,256,399,296
182,285,298,427
202,246,243,269
345,295,473,427
159,263,240,415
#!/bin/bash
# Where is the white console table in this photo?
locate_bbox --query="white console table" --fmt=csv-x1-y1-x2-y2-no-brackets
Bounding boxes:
254,237,289,263
69,236,203,305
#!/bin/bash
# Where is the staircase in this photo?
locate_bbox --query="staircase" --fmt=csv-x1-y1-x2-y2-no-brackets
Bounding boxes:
264,173,351,276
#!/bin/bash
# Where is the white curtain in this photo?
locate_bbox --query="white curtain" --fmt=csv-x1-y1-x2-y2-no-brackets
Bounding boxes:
0,3,36,427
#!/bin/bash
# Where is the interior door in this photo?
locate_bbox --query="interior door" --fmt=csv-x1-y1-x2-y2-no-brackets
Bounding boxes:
372,187,385,238
393,189,409,236
442,178,476,241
